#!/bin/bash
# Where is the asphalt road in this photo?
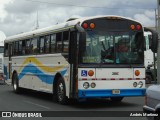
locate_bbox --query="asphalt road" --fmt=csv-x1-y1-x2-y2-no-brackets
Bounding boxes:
0,84,149,120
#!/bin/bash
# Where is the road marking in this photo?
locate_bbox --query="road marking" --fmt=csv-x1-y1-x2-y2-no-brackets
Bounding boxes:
23,100,50,110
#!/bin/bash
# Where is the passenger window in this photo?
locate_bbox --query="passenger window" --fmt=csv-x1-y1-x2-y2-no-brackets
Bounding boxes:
4,43,8,57
51,34,56,53
56,33,62,53
30,38,38,54
22,40,26,55
45,35,50,53
63,31,69,53
19,41,22,55
40,37,45,53
15,41,19,55
25,39,30,55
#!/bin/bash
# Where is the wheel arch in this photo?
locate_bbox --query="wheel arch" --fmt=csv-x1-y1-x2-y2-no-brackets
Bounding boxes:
53,72,66,94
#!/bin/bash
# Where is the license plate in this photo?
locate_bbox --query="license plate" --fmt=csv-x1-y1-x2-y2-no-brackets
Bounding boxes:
112,89,120,94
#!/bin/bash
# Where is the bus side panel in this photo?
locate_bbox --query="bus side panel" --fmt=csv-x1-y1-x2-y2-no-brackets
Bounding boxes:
11,54,70,97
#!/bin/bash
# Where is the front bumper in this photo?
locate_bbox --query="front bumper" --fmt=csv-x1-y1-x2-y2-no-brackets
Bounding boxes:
78,89,146,98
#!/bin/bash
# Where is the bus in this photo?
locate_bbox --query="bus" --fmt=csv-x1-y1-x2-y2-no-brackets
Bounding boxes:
4,15,152,104
0,41,4,84
144,31,157,83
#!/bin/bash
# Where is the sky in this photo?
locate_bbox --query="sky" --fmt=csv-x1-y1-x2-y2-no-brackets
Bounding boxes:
0,0,158,37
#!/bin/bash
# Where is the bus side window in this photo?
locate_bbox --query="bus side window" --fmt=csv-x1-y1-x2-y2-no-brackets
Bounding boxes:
40,36,45,53
19,41,22,55
45,35,50,53
51,34,56,53
14,41,19,56
25,39,30,55
12,42,14,56
22,40,26,55
4,43,8,57
63,31,69,53
56,32,62,53
30,38,38,54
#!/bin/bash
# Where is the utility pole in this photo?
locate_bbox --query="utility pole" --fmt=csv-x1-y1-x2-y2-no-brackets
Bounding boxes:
153,9,157,84
157,0,160,35
35,11,39,29
157,0,160,84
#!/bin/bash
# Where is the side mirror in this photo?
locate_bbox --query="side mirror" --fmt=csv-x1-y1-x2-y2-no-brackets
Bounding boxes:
151,31,158,53
144,27,158,53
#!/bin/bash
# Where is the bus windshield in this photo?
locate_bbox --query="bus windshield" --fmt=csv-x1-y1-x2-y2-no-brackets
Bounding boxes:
80,31,144,64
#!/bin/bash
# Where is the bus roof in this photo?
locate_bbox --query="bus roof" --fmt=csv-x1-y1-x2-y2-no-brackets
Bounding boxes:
5,15,142,43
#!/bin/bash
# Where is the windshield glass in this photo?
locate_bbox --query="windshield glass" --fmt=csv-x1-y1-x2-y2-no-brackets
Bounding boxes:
80,31,144,64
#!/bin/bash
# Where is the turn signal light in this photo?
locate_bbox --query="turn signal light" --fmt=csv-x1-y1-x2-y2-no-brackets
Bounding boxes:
135,70,140,76
90,23,95,29
88,70,94,76
130,25,135,30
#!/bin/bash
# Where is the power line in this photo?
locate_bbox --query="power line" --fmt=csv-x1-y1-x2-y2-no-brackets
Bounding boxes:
25,0,156,10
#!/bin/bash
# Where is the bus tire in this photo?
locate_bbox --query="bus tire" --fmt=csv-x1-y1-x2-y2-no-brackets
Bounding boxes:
110,97,123,102
55,77,68,104
12,73,20,93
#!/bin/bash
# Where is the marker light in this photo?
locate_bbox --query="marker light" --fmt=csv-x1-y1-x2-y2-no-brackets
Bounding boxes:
137,81,143,88
82,23,88,29
130,25,135,30
133,82,137,87
135,70,140,76
136,25,141,30
88,70,94,77
90,23,95,29
83,82,89,89
91,82,96,88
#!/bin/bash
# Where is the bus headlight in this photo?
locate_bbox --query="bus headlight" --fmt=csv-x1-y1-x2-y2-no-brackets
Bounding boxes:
91,82,96,88
137,81,143,88
83,82,89,89
133,82,137,87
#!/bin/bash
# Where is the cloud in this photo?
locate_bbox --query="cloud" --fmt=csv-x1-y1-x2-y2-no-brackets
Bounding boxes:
0,0,13,22
134,10,155,27
0,0,157,36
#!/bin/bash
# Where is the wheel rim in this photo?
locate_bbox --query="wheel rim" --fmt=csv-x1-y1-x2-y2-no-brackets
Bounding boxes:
57,83,64,101
13,79,17,91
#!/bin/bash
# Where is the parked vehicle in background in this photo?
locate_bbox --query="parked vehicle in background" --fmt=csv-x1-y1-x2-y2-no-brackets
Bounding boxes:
144,31,157,84
143,85,160,120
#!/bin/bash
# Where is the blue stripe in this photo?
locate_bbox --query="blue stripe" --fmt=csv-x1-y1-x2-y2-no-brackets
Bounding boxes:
78,89,146,98
18,64,67,84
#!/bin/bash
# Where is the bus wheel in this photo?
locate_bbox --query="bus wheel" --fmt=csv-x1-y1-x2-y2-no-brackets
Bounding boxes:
56,77,67,104
13,73,20,93
110,97,123,102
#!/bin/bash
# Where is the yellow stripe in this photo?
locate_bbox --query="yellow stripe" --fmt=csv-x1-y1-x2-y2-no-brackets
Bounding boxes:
18,57,65,73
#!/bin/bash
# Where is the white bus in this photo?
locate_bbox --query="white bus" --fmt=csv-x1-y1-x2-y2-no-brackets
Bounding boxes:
4,15,148,104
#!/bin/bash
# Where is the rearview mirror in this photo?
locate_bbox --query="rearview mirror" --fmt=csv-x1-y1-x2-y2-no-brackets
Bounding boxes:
144,27,158,53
